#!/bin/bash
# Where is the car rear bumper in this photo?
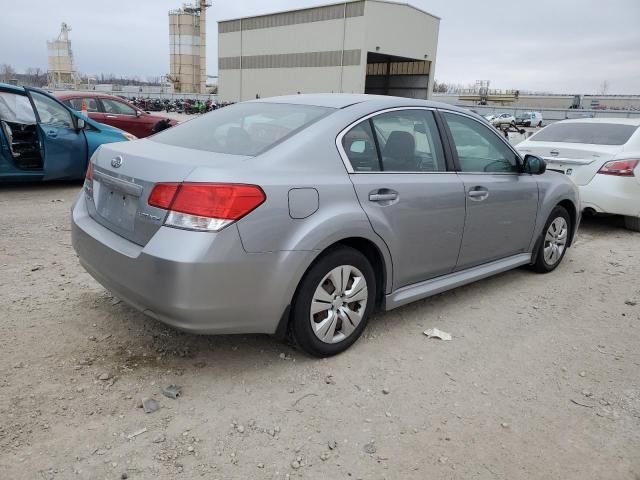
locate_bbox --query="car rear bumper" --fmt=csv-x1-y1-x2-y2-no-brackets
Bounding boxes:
580,174,640,218
71,193,310,334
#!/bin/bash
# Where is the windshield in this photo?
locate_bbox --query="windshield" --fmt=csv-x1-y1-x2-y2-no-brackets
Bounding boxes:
151,102,334,156
517,112,531,119
531,122,638,145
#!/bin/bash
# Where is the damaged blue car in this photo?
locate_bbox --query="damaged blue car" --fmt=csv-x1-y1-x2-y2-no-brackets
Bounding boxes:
0,83,135,182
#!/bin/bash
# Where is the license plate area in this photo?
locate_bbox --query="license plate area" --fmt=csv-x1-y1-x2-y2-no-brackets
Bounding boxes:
95,186,138,232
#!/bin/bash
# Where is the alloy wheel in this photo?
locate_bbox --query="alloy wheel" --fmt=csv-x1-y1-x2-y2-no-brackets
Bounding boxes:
309,265,368,344
543,217,568,265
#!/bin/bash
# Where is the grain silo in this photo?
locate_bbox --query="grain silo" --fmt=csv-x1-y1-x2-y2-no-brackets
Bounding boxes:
47,23,79,89
168,1,210,94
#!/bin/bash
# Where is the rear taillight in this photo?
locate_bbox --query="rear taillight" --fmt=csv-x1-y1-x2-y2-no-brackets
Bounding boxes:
148,183,266,232
84,161,94,197
598,159,639,177
85,161,93,181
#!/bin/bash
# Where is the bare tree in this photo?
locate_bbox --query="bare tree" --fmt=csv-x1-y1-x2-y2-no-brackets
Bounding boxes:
0,64,16,82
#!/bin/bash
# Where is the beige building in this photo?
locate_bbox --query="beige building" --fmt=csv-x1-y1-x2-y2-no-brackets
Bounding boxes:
217,1,440,102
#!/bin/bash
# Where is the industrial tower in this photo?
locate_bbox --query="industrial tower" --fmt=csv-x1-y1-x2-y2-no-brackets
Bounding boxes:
168,1,211,94
47,23,79,89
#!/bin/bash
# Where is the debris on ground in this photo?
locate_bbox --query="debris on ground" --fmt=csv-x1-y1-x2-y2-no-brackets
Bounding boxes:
98,372,112,381
382,387,390,395
328,440,337,450
363,442,377,454
141,398,159,414
127,427,148,440
570,399,594,408
161,384,182,399
423,328,452,341
625,299,637,306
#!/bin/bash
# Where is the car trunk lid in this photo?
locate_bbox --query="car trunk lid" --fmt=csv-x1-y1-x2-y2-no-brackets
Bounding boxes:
87,140,250,246
518,142,621,185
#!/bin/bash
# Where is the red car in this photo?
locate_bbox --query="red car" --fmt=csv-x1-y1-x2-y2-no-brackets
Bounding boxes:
54,92,177,138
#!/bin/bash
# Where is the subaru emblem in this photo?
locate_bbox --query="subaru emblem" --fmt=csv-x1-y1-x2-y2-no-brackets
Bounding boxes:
111,156,123,168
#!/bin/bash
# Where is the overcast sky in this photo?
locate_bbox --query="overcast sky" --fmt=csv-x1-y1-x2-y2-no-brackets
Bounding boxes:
1,0,639,94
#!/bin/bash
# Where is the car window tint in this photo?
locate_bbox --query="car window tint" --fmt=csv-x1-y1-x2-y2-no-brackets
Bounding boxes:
443,112,518,173
67,98,100,112
102,99,136,115
151,102,333,156
530,122,638,145
370,110,445,172
30,91,73,129
0,92,36,124
342,120,380,172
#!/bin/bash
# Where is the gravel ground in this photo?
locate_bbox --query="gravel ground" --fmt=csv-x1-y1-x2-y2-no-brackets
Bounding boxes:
1,183,639,480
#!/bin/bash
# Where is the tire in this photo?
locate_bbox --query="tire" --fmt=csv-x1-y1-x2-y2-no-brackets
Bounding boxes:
289,246,376,357
532,206,571,273
537,121,543,128
625,216,640,232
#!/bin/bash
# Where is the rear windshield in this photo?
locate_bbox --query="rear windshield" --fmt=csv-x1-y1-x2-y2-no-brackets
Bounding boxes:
531,122,638,145
151,102,333,156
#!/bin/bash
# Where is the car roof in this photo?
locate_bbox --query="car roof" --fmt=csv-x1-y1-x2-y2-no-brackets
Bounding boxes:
250,93,475,114
52,90,126,100
0,82,27,94
556,117,640,126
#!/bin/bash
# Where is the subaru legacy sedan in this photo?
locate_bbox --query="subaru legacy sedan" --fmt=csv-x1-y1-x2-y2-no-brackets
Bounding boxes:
72,95,579,357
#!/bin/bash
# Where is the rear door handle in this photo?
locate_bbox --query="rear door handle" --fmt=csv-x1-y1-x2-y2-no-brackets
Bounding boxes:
468,187,489,201
105,115,118,119
369,192,398,202
46,129,57,138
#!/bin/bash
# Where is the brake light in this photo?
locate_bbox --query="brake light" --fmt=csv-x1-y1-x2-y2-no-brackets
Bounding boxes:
148,183,266,232
85,161,93,181
598,159,639,177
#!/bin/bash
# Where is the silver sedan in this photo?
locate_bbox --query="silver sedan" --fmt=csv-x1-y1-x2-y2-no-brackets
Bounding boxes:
72,94,579,357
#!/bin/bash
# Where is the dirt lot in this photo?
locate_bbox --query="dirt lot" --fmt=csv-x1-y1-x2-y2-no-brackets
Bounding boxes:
1,183,639,480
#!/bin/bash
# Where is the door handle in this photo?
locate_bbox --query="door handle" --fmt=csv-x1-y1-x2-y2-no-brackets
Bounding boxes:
369,192,398,202
468,187,489,201
105,115,118,119
46,129,57,138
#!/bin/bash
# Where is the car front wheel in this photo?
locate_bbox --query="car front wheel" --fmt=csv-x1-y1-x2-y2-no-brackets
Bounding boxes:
532,206,571,273
289,246,376,357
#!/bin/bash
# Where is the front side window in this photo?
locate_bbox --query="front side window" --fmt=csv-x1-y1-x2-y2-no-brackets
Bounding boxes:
152,102,333,156
342,109,446,173
443,112,518,173
102,99,137,115
30,91,74,128
66,98,100,113
0,92,36,124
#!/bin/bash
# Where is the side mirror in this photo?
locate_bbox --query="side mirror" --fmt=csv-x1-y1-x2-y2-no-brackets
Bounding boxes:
523,154,546,175
136,110,142,117
76,117,86,131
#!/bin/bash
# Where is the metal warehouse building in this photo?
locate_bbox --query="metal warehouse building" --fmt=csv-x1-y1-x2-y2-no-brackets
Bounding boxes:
217,0,440,102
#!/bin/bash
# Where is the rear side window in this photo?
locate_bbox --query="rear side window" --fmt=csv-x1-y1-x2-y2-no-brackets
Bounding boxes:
531,122,638,145
66,98,100,113
152,102,333,156
102,99,136,115
342,109,446,172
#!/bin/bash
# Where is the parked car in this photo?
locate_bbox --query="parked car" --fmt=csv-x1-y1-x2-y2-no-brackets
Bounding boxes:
490,113,516,128
72,95,580,357
0,83,135,182
516,111,543,127
54,92,178,138
517,118,640,231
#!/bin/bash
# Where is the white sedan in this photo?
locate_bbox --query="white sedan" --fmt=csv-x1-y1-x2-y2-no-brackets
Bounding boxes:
517,118,640,231
490,113,516,128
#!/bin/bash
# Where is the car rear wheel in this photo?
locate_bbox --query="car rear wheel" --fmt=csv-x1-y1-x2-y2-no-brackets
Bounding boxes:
532,206,571,273
289,246,376,357
537,121,543,127
625,216,640,232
